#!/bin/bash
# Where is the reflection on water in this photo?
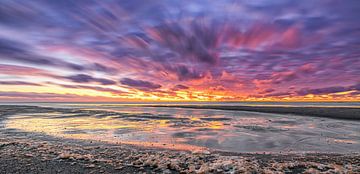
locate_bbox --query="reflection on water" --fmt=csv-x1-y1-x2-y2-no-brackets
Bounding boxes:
5,105,360,153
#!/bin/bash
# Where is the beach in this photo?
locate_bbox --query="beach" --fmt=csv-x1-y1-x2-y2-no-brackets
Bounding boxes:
1,134,359,174
1,0,360,173
0,104,359,173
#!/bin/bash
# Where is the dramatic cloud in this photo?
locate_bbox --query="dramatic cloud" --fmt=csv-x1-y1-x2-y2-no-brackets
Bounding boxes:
166,65,205,81
0,38,117,74
296,83,360,96
265,92,292,97
259,88,275,94
64,74,116,85
172,84,189,91
56,84,125,94
0,91,75,98
120,78,161,91
0,81,42,86
0,38,84,71
0,64,51,76
0,0,359,101
0,91,120,102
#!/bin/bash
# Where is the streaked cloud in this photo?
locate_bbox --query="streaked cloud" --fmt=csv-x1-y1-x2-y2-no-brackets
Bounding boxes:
120,78,161,91
64,74,117,85
0,0,359,101
0,81,42,86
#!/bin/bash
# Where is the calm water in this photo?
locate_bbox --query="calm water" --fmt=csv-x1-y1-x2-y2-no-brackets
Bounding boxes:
3,102,360,153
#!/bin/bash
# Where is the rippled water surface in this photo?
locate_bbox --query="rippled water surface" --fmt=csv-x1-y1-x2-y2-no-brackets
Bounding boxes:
4,103,360,153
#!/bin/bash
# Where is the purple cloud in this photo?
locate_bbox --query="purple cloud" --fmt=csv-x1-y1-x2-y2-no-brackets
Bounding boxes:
296,83,360,96
0,0,359,100
265,92,292,97
166,65,205,81
0,81,42,86
120,78,161,90
149,21,220,65
56,84,124,94
65,74,116,85
0,91,80,99
0,38,117,74
259,88,275,94
172,84,189,91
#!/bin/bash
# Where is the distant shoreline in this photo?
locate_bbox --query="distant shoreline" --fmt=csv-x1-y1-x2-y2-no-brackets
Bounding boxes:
148,105,360,120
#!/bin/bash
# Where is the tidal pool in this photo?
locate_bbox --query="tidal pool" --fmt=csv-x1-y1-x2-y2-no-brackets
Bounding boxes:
4,105,360,153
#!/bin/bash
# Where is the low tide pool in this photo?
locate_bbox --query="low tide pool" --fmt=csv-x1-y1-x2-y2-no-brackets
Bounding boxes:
4,105,360,153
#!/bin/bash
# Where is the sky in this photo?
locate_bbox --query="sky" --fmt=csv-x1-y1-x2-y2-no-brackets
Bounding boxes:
0,0,359,102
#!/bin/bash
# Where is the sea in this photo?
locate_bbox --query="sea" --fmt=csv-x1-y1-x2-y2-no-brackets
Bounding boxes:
1,102,360,153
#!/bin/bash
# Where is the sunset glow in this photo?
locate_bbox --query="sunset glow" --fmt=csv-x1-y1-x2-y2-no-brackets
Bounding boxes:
0,1,359,102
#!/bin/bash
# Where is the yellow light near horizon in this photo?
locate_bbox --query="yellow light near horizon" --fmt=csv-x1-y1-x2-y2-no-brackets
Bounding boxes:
0,85,116,98
335,90,356,95
0,84,359,102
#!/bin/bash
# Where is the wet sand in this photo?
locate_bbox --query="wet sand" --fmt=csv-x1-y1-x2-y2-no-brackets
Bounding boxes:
1,105,360,173
3,105,360,153
1,130,359,174
149,104,360,120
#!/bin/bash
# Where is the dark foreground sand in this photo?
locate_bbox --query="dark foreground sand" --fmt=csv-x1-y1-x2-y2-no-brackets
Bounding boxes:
0,105,359,173
149,104,360,120
1,133,359,174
